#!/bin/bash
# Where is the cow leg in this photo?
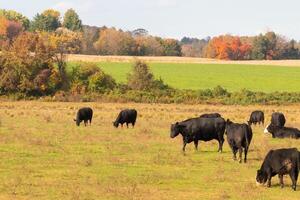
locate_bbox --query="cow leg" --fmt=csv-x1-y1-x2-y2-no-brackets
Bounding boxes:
194,140,199,151
238,147,243,163
217,136,224,153
289,169,298,191
279,174,284,188
132,122,135,128
229,144,237,161
244,147,248,163
84,120,87,126
126,123,129,128
182,141,187,152
267,174,272,187
232,147,238,161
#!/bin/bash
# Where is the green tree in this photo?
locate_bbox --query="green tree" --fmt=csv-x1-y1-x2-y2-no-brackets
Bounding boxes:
162,39,182,56
30,9,61,32
251,34,269,60
63,9,82,31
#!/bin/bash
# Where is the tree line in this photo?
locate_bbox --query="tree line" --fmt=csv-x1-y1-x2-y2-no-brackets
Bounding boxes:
1,8,300,60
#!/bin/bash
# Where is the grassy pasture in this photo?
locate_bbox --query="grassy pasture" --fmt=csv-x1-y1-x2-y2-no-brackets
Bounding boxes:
68,62,300,92
1,102,300,199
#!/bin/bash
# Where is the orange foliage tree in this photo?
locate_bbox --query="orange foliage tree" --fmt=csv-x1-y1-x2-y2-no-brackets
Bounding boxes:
204,35,251,60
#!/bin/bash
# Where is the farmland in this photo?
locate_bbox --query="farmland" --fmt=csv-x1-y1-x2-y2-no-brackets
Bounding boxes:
1,101,300,199
68,60,300,92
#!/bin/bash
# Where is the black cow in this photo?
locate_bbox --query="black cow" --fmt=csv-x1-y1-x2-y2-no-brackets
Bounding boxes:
113,109,137,128
271,112,286,127
256,148,299,191
225,120,253,163
170,117,226,152
248,110,264,125
74,107,93,126
264,124,300,139
200,113,221,118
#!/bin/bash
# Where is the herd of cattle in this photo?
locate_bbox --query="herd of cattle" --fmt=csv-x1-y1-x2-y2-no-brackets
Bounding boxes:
75,107,300,191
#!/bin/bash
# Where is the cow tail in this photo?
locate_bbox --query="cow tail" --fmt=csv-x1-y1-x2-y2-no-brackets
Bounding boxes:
245,124,251,149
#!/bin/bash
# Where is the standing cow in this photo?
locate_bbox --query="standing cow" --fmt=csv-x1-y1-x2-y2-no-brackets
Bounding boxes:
256,148,300,191
225,119,253,163
248,110,264,125
170,117,226,152
74,107,93,126
113,109,137,128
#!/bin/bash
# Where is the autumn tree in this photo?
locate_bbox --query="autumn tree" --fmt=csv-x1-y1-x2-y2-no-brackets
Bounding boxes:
48,28,82,89
94,27,136,55
0,16,23,45
63,9,82,31
134,36,164,56
0,32,60,94
30,9,61,32
0,16,8,38
81,25,100,54
204,35,251,60
6,20,23,42
0,9,30,29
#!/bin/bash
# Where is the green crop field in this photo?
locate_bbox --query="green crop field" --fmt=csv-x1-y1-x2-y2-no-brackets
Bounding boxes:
69,62,300,92
1,102,300,199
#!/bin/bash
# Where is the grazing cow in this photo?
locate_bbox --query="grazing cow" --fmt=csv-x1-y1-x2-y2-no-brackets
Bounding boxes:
170,117,226,152
256,148,299,191
200,113,221,118
74,107,93,126
271,112,286,127
248,110,264,125
113,109,137,128
264,124,300,139
225,120,253,163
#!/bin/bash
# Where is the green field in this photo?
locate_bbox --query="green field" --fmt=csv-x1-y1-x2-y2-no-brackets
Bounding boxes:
71,62,300,92
1,102,300,199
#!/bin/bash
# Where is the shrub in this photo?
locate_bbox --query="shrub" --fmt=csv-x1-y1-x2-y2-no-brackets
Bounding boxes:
127,60,154,91
212,85,229,97
70,62,116,94
88,71,116,93
127,60,171,91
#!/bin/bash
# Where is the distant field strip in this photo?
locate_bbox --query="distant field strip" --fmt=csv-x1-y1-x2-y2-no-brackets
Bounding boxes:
67,54,300,67
69,62,300,92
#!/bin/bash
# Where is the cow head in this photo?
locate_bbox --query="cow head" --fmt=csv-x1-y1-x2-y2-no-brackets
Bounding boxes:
256,169,268,186
170,122,184,138
113,121,119,128
74,118,80,126
225,119,233,134
264,124,276,134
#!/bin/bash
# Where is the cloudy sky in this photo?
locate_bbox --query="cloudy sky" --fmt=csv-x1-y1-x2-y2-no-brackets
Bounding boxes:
1,0,300,40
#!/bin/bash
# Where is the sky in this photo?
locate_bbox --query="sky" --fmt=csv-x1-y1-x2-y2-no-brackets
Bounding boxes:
1,0,300,40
